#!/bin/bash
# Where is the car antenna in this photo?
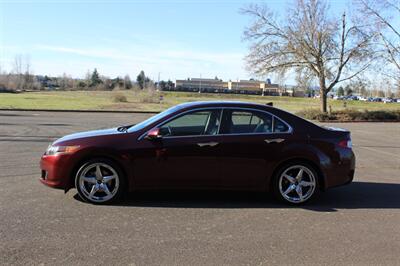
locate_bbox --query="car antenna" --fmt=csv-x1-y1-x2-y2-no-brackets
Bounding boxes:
265,102,273,106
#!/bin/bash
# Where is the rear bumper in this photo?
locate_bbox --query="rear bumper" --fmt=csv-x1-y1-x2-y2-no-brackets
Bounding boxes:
40,154,72,190
323,149,356,189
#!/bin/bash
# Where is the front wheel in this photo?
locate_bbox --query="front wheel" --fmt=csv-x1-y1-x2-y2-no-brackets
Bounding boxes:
273,163,318,204
75,159,125,204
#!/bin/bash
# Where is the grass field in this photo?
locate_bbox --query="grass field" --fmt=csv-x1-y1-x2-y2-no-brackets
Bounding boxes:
1,90,400,113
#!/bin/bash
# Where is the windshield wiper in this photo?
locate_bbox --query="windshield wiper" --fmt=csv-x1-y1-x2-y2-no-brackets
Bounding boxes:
117,124,135,132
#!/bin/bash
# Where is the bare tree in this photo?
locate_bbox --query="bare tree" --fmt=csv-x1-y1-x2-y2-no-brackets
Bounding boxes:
13,55,23,74
13,55,24,90
242,0,376,112
59,73,75,90
356,0,400,82
23,55,34,90
12,54,35,90
124,74,132,89
396,79,400,97
85,70,91,88
295,68,314,96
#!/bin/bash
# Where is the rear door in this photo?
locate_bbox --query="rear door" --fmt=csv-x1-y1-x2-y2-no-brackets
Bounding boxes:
217,108,291,190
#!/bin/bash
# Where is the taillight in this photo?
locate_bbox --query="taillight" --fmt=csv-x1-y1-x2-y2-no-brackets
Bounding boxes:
338,139,352,149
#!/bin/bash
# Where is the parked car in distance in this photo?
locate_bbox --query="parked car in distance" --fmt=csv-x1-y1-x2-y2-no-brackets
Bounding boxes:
359,96,368,101
333,95,344,100
383,98,395,103
372,97,382,102
344,95,359,101
40,101,355,205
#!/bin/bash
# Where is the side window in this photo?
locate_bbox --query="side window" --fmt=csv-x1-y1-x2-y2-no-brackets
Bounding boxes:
225,110,273,134
274,118,289,133
159,109,221,137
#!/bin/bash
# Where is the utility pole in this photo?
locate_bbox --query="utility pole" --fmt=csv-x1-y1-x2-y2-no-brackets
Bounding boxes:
157,72,160,90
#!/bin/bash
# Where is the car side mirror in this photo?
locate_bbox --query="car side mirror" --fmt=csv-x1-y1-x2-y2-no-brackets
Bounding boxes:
145,128,162,140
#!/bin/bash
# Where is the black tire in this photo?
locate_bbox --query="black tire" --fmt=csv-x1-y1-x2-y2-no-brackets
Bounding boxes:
74,158,126,204
272,161,319,205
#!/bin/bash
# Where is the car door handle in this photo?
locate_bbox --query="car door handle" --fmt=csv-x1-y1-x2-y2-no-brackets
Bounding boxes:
197,142,219,147
264,138,285,144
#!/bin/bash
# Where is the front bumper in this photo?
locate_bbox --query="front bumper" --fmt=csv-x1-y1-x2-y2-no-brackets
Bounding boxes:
40,154,71,189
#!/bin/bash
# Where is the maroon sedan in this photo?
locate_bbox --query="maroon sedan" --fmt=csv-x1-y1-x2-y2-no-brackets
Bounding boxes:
40,101,355,204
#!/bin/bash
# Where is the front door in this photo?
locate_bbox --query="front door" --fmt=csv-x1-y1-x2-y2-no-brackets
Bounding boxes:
133,109,222,189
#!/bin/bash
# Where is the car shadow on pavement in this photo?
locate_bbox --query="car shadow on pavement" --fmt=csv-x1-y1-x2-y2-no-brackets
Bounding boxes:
74,181,400,212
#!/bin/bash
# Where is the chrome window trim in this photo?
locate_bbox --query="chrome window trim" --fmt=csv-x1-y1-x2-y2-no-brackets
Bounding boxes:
138,106,293,140
138,107,223,140
211,107,293,135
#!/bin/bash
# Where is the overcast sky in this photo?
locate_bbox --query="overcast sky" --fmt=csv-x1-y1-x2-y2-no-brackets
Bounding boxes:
1,0,349,82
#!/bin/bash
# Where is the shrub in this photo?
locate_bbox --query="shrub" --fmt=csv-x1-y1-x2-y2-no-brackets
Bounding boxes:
139,89,160,103
113,94,128,103
296,109,335,121
296,109,400,121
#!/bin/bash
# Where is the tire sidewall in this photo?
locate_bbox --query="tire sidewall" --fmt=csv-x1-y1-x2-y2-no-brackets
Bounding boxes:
75,158,125,204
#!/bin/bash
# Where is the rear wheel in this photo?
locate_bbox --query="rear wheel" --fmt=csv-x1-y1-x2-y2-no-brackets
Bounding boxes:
75,159,125,204
273,163,318,204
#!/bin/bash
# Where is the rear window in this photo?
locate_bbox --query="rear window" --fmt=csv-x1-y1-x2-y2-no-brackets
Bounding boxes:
274,118,289,133
226,110,273,134
222,109,291,134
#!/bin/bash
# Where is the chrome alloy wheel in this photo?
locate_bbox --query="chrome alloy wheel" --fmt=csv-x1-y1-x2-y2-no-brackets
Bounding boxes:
278,165,316,204
78,163,120,203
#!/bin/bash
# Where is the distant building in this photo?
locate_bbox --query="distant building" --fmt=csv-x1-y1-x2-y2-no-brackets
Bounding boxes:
175,78,281,95
228,80,280,95
285,88,306,97
175,78,228,92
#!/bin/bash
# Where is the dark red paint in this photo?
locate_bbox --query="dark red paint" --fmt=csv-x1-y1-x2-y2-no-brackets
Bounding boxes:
40,101,355,194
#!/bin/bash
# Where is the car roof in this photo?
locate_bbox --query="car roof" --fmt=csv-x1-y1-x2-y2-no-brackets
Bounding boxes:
174,100,274,111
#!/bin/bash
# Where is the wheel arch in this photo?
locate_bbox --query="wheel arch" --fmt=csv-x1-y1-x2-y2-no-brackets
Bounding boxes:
65,152,130,193
269,157,327,192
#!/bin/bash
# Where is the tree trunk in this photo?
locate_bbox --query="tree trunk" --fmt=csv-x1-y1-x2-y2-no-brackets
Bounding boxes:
320,92,327,113
318,75,328,113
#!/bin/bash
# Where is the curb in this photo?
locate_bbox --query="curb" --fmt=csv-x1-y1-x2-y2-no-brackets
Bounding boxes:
1,109,399,122
0,108,160,114
317,120,400,123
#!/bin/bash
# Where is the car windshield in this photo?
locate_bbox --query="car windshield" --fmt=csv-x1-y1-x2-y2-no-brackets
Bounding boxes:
127,105,181,133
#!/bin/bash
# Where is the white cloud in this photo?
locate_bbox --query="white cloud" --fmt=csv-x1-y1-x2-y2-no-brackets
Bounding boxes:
34,43,247,80
36,45,129,60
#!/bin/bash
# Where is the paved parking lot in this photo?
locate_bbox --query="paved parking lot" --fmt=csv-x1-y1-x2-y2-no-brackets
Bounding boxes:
0,110,399,265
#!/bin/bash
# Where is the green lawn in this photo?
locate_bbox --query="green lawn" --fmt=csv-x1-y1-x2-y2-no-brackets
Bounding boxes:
1,90,399,113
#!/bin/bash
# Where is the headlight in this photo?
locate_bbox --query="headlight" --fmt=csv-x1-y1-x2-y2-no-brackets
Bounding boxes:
45,145,80,155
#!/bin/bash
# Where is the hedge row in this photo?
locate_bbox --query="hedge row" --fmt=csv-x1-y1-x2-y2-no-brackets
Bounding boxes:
296,109,400,122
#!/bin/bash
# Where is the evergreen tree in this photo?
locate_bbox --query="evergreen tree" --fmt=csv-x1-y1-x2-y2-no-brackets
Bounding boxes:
344,85,353,96
90,68,102,87
159,80,167,90
337,86,345,96
136,70,150,89
137,70,146,89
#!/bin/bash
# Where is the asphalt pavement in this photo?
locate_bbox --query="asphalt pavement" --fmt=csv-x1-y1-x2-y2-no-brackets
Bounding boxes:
0,110,399,265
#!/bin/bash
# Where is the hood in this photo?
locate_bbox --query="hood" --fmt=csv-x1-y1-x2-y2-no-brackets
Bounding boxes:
54,127,124,144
